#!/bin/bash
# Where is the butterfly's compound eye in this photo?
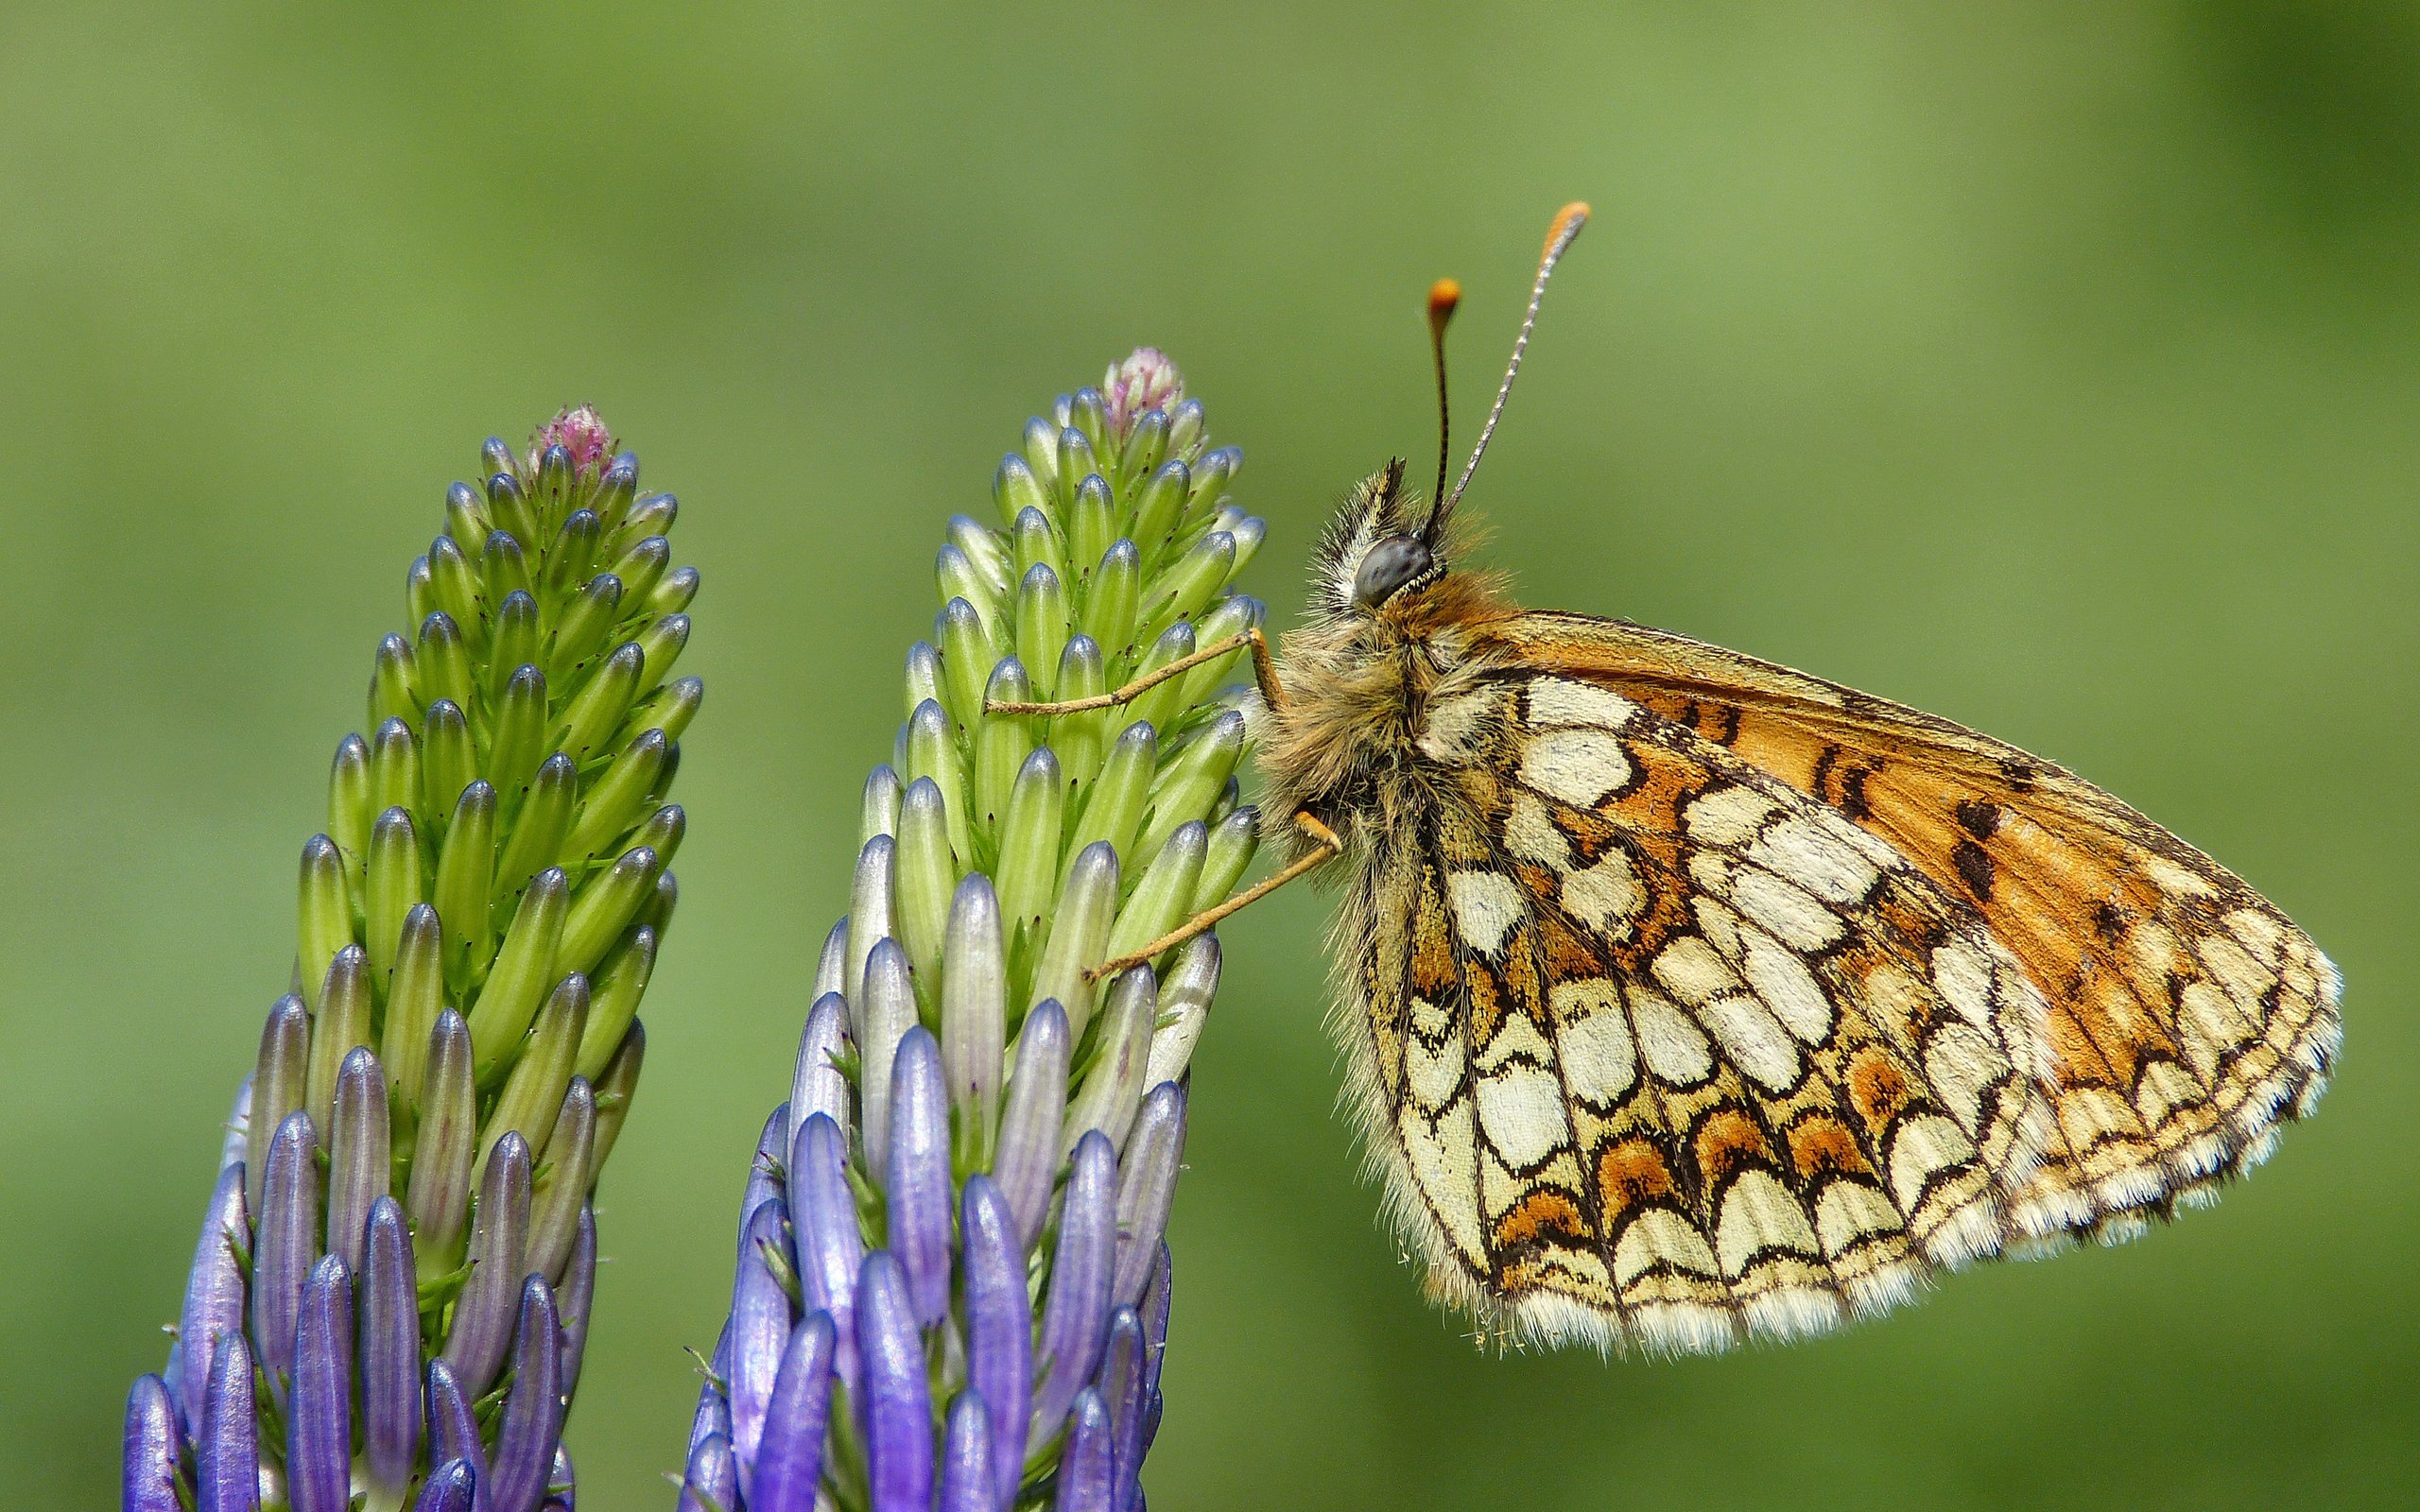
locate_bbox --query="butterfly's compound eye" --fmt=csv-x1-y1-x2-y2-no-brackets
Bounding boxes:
1352,533,1435,610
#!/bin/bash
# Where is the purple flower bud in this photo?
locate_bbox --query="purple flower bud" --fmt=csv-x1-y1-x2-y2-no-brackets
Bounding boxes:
558,1208,598,1402
751,1311,836,1512
1034,1131,1116,1435
1139,1246,1172,1401
789,1114,863,1395
253,1110,320,1394
426,1361,492,1512
550,1445,577,1512
939,1392,994,1512
858,938,917,1161
886,1027,952,1326
994,999,1071,1248
1111,1083,1185,1308
961,1176,1031,1505
1098,1309,1145,1512
738,1104,789,1258
856,1252,933,1512
174,1164,249,1439
489,1277,564,1512
327,1047,390,1272
414,1460,477,1512
122,1374,183,1512
197,1332,259,1512
789,992,853,1139
443,1130,530,1397
288,1256,353,1512
727,1197,793,1477
1051,1388,1114,1512
677,1434,737,1512
687,1322,732,1459
360,1197,420,1495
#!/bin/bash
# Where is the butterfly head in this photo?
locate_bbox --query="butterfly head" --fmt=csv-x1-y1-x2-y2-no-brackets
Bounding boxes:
1306,202,1590,628
1308,457,1458,621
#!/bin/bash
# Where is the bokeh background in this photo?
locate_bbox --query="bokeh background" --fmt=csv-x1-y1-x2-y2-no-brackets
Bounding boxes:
6,5,2414,1507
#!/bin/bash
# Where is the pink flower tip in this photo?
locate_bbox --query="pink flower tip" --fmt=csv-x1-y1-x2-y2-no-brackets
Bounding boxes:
1103,349,1183,438
533,404,615,474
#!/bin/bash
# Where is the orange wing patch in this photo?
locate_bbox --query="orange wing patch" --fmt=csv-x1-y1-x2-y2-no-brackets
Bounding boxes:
1490,610,2342,1246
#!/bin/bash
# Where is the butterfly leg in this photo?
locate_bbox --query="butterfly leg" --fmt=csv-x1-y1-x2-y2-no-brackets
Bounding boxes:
985,627,1288,716
1082,810,1340,981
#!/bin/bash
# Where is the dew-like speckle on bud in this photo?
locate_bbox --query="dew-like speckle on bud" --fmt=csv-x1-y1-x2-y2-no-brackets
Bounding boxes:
1103,348,1184,438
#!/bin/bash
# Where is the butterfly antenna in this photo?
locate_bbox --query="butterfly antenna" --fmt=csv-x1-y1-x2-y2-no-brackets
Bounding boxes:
1425,277,1461,530
1428,200,1590,545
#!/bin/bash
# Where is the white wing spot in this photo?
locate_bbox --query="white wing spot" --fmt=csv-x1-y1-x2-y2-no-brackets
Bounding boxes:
1526,676,1640,729
1813,1181,1902,1257
1739,929,1835,1044
1519,728,1632,809
1550,981,1638,1106
1732,867,1846,952
1701,992,1803,1094
1651,936,1737,1008
1750,816,1881,904
1447,870,1523,955
1631,988,1715,1087
1562,850,1644,934
1683,785,1781,848
1930,940,1996,1029
1613,1209,1720,1283
1475,1065,1569,1169
1417,688,1501,765
1715,1170,1823,1276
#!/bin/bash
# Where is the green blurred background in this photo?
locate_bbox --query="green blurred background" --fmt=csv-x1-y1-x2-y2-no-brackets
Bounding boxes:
6,4,2413,1507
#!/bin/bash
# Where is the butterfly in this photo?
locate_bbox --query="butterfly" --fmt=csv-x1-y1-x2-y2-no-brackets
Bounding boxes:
994,203,2342,1353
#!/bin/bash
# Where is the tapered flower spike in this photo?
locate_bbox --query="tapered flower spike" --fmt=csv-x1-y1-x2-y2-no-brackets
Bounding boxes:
682,354,1246,1508
133,414,707,1509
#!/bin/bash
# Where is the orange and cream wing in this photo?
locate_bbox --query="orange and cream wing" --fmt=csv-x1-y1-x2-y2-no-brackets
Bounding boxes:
1332,668,2061,1353
1484,610,2342,1246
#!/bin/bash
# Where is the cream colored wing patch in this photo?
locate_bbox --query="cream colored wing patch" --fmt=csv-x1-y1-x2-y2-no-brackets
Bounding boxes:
1338,672,2065,1354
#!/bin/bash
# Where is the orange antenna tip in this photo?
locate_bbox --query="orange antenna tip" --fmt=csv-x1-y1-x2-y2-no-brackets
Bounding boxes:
1547,201,1590,254
1427,278,1462,320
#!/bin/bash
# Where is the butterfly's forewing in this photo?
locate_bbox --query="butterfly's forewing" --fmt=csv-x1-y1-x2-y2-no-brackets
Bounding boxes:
1341,664,2066,1352
1487,611,2342,1245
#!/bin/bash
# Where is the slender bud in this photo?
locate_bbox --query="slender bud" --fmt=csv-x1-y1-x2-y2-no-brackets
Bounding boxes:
527,1078,596,1283
296,835,350,1015
1032,841,1118,1039
442,1130,530,1397
469,866,568,1077
892,778,954,989
479,973,588,1177
325,1048,389,1271
407,1011,476,1280
993,1000,1071,1247
940,875,1006,1151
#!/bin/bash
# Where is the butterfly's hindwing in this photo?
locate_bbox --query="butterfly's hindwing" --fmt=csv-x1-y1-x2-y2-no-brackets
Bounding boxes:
1344,668,2067,1352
